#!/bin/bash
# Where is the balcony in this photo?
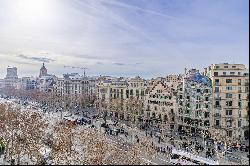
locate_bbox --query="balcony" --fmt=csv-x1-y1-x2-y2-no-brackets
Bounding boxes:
225,114,233,118
214,96,221,100
214,113,221,118
214,105,221,108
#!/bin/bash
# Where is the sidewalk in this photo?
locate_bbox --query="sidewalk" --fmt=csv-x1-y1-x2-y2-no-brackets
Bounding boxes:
0,156,10,165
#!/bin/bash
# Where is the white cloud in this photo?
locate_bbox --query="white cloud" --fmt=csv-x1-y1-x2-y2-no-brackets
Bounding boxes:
0,0,248,79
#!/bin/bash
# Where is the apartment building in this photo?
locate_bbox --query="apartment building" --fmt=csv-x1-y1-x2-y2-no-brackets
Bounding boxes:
96,76,147,122
177,69,213,137
144,81,177,131
38,75,57,93
55,73,97,107
0,79,4,89
20,77,38,90
204,63,249,141
166,74,182,84
4,67,18,88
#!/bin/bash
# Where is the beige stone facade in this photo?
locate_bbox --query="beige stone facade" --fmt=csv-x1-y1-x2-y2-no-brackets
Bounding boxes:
96,76,147,122
55,73,96,107
204,63,249,141
144,81,177,130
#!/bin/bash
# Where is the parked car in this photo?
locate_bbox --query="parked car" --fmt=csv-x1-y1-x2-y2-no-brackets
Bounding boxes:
80,117,91,124
226,155,241,163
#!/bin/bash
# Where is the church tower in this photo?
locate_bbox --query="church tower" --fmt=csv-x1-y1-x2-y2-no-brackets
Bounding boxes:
39,63,47,78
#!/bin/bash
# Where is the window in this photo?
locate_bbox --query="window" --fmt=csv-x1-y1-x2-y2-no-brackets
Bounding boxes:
226,110,232,115
197,89,201,93
126,90,129,98
238,102,242,108
226,93,232,98
224,66,228,68
226,79,232,83
215,79,220,85
238,120,242,127
215,101,220,106
215,87,220,92
230,72,235,75
232,66,236,68
238,72,241,75
226,86,232,91
246,86,249,93
216,120,220,126
226,120,232,127
205,97,209,101
238,79,241,85
136,90,139,97
141,90,144,96
216,66,220,69
238,86,242,92
130,89,133,95
214,72,218,76
227,131,232,137
239,94,241,99
205,112,209,118
223,72,226,75
226,101,233,106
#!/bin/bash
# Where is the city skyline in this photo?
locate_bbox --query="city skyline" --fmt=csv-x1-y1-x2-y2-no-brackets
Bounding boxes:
0,62,249,80
0,0,249,78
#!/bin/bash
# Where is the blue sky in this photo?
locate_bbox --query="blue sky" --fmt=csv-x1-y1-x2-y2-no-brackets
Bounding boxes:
0,0,249,78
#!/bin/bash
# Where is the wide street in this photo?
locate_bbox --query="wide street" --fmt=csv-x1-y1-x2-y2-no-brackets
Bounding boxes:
0,96,249,165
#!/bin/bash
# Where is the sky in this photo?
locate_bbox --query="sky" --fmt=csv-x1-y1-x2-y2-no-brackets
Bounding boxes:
0,0,249,79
